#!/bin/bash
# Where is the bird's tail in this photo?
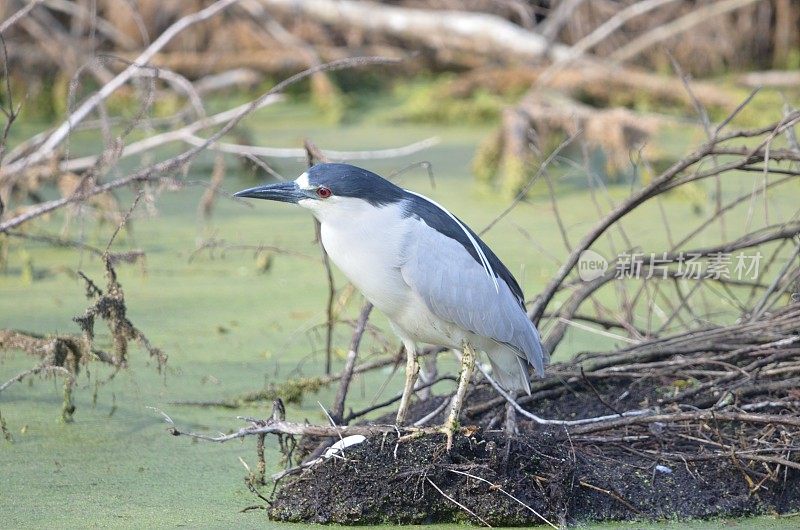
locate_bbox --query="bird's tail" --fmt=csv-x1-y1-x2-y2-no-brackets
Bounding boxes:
485,346,533,395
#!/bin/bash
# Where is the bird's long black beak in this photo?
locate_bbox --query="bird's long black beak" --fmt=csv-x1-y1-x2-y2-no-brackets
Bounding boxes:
233,181,306,204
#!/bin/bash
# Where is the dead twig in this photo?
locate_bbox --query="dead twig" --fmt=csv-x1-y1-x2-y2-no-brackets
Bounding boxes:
331,302,373,422
426,476,492,527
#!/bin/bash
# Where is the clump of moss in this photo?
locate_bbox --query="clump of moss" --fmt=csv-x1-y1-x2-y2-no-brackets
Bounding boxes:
273,376,328,405
390,79,505,125
235,376,329,407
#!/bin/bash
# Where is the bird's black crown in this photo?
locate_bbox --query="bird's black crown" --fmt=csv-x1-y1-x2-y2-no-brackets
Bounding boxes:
307,163,405,206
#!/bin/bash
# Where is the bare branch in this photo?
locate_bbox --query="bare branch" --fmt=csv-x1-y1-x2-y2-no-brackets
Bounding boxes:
1,0,242,177
0,56,401,233
331,302,373,422
0,0,44,35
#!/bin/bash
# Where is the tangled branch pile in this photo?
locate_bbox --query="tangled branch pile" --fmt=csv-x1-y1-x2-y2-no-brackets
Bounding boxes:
3,0,795,79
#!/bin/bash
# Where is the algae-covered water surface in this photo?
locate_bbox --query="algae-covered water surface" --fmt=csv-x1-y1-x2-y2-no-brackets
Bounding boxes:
1,100,797,528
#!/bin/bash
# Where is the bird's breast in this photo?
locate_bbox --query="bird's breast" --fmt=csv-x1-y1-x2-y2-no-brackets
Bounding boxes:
319,205,413,317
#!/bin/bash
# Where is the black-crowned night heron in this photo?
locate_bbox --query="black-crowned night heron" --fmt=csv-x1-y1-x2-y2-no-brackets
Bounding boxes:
235,163,546,447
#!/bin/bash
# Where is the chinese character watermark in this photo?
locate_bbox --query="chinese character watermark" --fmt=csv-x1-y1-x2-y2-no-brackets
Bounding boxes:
577,251,763,281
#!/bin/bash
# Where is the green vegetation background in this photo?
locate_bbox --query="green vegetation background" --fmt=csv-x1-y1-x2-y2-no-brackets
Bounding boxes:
1,91,797,528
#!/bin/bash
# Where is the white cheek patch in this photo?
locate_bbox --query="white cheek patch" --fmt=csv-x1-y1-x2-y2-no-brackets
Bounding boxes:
298,195,345,212
295,171,310,190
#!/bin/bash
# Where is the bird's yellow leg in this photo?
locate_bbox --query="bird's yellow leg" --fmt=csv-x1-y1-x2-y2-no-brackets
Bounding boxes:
443,340,475,450
395,341,419,426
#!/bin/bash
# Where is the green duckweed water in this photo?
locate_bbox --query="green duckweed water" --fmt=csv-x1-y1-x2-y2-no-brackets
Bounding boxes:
1,99,797,528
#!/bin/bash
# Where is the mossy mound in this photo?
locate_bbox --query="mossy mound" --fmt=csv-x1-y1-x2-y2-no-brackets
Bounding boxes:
269,426,799,526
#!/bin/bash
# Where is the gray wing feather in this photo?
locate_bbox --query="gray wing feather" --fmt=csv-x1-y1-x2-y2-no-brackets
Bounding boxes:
400,222,545,376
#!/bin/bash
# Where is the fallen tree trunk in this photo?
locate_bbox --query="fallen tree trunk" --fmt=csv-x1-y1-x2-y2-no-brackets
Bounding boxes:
259,0,576,63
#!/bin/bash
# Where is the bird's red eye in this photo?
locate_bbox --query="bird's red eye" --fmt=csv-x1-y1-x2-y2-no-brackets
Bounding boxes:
316,186,332,199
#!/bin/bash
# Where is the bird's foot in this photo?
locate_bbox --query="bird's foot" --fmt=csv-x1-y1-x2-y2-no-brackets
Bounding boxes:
437,340,476,452
439,420,458,451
